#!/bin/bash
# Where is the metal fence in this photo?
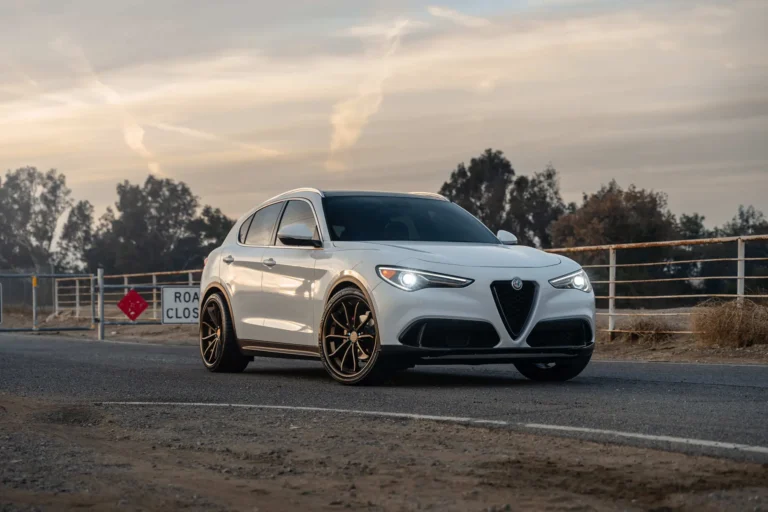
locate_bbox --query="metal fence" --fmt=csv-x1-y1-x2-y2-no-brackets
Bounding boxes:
56,269,202,321
546,234,768,337
37,233,768,340
0,273,95,332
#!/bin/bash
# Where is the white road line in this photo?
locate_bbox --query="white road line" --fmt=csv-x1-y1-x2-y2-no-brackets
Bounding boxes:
595,359,768,368
522,423,768,455
99,401,768,455
98,401,509,426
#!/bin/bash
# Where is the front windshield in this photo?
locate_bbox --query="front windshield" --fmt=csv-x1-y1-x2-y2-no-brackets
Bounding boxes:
322,195,500,244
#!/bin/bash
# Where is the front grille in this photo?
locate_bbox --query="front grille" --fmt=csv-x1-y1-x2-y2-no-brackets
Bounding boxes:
399,319,500,349
526,319,592,348
490,280,537,339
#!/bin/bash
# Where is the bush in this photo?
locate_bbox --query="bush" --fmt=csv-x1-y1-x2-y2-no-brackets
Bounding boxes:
616,316,676,344
692,299,768,348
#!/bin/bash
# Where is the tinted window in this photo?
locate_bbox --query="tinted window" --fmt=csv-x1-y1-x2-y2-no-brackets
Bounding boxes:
244,202,283,246
276,200,319,246
322,196,499,244
238,214,254,244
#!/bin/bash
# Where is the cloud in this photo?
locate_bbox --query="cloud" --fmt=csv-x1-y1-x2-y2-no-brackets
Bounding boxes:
50,36,163,175
325,19,412,171
150,122,282,158
427,6,491,28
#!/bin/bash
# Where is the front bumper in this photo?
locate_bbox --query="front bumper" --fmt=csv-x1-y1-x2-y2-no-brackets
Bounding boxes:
370,262,596,355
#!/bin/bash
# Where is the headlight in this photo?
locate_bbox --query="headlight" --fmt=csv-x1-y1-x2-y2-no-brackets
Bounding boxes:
549,269,591,293
376,266,473,292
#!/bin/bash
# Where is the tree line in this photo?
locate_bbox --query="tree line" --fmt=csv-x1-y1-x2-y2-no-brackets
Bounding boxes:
1,150,766,302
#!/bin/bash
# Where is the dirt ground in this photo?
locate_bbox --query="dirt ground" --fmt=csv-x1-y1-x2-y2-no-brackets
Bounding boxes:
1,394,766,512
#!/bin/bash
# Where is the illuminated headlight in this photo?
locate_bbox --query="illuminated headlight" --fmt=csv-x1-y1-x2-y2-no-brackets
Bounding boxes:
376,266,473,292
549,269,592,293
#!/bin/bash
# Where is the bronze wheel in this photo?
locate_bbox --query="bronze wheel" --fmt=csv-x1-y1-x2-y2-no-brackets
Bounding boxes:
199,293,249,373
319,288,389,385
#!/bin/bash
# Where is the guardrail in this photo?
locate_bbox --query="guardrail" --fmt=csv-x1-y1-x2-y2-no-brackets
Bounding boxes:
546,234,768,337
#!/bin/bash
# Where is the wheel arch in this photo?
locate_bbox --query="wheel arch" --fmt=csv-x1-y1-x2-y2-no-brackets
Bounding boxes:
202,282,239,339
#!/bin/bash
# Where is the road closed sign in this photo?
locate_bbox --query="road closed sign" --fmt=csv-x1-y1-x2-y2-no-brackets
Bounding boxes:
162,286,200,324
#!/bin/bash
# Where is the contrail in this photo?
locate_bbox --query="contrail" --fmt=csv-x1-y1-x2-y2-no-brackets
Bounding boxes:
427,6,491,28
51,37,162,175
325,19,413,172
151,122,282,158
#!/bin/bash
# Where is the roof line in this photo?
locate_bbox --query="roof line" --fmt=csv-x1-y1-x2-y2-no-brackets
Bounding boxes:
409,192,449,201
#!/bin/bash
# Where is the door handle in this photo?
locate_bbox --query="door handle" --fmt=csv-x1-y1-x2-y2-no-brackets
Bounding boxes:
263,258,276,268
223,255,235,264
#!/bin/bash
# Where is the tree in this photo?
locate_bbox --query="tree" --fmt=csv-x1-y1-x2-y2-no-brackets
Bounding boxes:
438,149,566,247
0,167,93,271
550,181,682,307
439,149,514,233
86,176,234,273
505,165,567,248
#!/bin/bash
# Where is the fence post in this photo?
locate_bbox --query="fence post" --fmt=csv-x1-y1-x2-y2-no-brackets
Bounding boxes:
188,272,194,286
737,238,745,302
608,248,616,341
98,268,105,341
54,279,60,316
32,275,38,331
152,274,158,320
75,279,81,318
90,275,96,327
124,275,129,296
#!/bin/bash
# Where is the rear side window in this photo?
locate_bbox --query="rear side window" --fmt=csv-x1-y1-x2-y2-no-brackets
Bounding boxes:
276,200,319,246
238,214,254,244
243,202,284,246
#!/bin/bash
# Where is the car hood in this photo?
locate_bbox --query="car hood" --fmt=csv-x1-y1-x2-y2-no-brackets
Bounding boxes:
363,242,562,268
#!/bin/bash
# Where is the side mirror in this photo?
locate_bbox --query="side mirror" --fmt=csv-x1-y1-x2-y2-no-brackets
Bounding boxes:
497,230,518,245
277,223,322,248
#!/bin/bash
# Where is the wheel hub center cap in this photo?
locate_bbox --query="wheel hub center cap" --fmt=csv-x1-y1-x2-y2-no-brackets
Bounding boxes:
349,332,359,342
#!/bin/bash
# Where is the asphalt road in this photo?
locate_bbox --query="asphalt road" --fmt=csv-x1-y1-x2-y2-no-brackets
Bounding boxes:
2,334,767,462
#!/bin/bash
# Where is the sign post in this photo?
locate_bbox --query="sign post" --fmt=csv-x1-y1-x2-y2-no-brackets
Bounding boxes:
161,286,200,324
0,283,3,325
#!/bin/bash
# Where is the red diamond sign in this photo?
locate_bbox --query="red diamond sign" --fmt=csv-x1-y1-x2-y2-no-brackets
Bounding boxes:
117,290,149,321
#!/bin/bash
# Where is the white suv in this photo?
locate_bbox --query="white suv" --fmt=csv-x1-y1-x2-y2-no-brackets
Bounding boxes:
199,189,595,385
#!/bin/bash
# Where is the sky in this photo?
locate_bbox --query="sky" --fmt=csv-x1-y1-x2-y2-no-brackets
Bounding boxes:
1,0,766,227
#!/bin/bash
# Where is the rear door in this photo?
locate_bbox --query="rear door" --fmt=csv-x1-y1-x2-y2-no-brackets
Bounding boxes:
257,199,322,347
221,201,285,342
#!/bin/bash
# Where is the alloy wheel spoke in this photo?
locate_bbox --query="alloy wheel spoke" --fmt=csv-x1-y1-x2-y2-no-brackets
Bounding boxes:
331,313,347,331
324,334,347,339
202,321,217,332
201,333,216,342
340,343,353,373
341,302,351,329
357,334,374,340
329,339,351,358
352,301,360,328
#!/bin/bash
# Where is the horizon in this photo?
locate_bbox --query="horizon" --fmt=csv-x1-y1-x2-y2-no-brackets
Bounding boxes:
2,0,767,227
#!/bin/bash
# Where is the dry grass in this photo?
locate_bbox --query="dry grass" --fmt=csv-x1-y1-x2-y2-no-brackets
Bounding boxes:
615,316,677,345
692,299,768,348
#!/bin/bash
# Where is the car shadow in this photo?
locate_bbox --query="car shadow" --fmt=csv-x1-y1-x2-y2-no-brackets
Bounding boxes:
243,364,590,389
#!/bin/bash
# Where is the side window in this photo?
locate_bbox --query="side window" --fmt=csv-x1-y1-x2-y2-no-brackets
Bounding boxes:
244,202,284,246
276,200,319,246
238,214,254,244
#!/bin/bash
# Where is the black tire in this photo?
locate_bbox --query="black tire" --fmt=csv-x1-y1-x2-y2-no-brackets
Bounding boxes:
318,288,392,385
514,353,592,382
199,293,249,373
